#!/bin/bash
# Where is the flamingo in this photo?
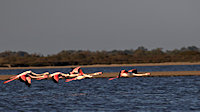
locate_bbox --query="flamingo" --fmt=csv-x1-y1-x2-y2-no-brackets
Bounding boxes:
49,72,68,83
65,68,91,82
109,70,129,80
65,71,84,82
3,71,32,84
3,71,33,87
70,67,103,77
109,69,150,80
65,71,102,82
64,66,85,78
128,68,150,76
65,74,92,82
65,68,102,82
4,71,50,87
25,72,50,80
48,67,85,83
48,67,101,83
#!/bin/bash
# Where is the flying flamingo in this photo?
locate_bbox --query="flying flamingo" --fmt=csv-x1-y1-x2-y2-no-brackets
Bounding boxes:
48,67,85,83
49,72,69,83
109,70,128,80
109,69,151,80
66,67,104,82
3,71,33,87
65,67,87,82
65,71,102,82
3,71,32,84
128,69,150,76
65,74,92,82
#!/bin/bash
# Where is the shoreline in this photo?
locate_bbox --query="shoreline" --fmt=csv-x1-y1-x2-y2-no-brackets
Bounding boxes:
0,62,200,70
1,71,200,80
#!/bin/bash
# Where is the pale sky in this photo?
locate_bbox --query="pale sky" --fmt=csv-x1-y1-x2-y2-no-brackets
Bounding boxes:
0,0,200,55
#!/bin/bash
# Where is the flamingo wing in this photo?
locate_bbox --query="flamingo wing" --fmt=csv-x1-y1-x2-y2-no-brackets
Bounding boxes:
25,77,31,87
52,74,59,83
128,69,137,73
70,67,81,74
20,75,27,82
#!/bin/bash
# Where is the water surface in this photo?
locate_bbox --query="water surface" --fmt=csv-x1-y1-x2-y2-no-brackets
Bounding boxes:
1,76,200,111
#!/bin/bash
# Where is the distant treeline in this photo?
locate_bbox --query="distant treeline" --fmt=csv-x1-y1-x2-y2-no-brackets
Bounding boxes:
0,46,200,67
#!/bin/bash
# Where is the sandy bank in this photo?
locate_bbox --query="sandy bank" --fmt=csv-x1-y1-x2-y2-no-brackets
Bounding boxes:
1,71,200,80
0,62,200,70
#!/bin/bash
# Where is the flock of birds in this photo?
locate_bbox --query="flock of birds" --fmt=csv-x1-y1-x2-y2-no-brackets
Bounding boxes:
3,67,151,87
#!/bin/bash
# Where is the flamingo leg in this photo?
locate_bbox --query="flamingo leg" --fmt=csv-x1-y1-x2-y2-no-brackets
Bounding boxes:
36,75,48,80
36,77,47,80
65,78,76,82
108,75,120,80
108,77,117,80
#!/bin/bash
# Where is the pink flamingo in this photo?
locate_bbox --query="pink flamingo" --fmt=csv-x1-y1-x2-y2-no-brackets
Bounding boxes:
3,71,32,87
109,70,128,80
3,71,32,84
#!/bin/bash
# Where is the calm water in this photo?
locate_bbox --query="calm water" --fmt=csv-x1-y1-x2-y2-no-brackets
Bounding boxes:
1,65,200,111
1,76,200,111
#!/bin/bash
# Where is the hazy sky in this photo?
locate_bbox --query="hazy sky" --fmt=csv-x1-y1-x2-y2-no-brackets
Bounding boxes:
0,0,200,55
